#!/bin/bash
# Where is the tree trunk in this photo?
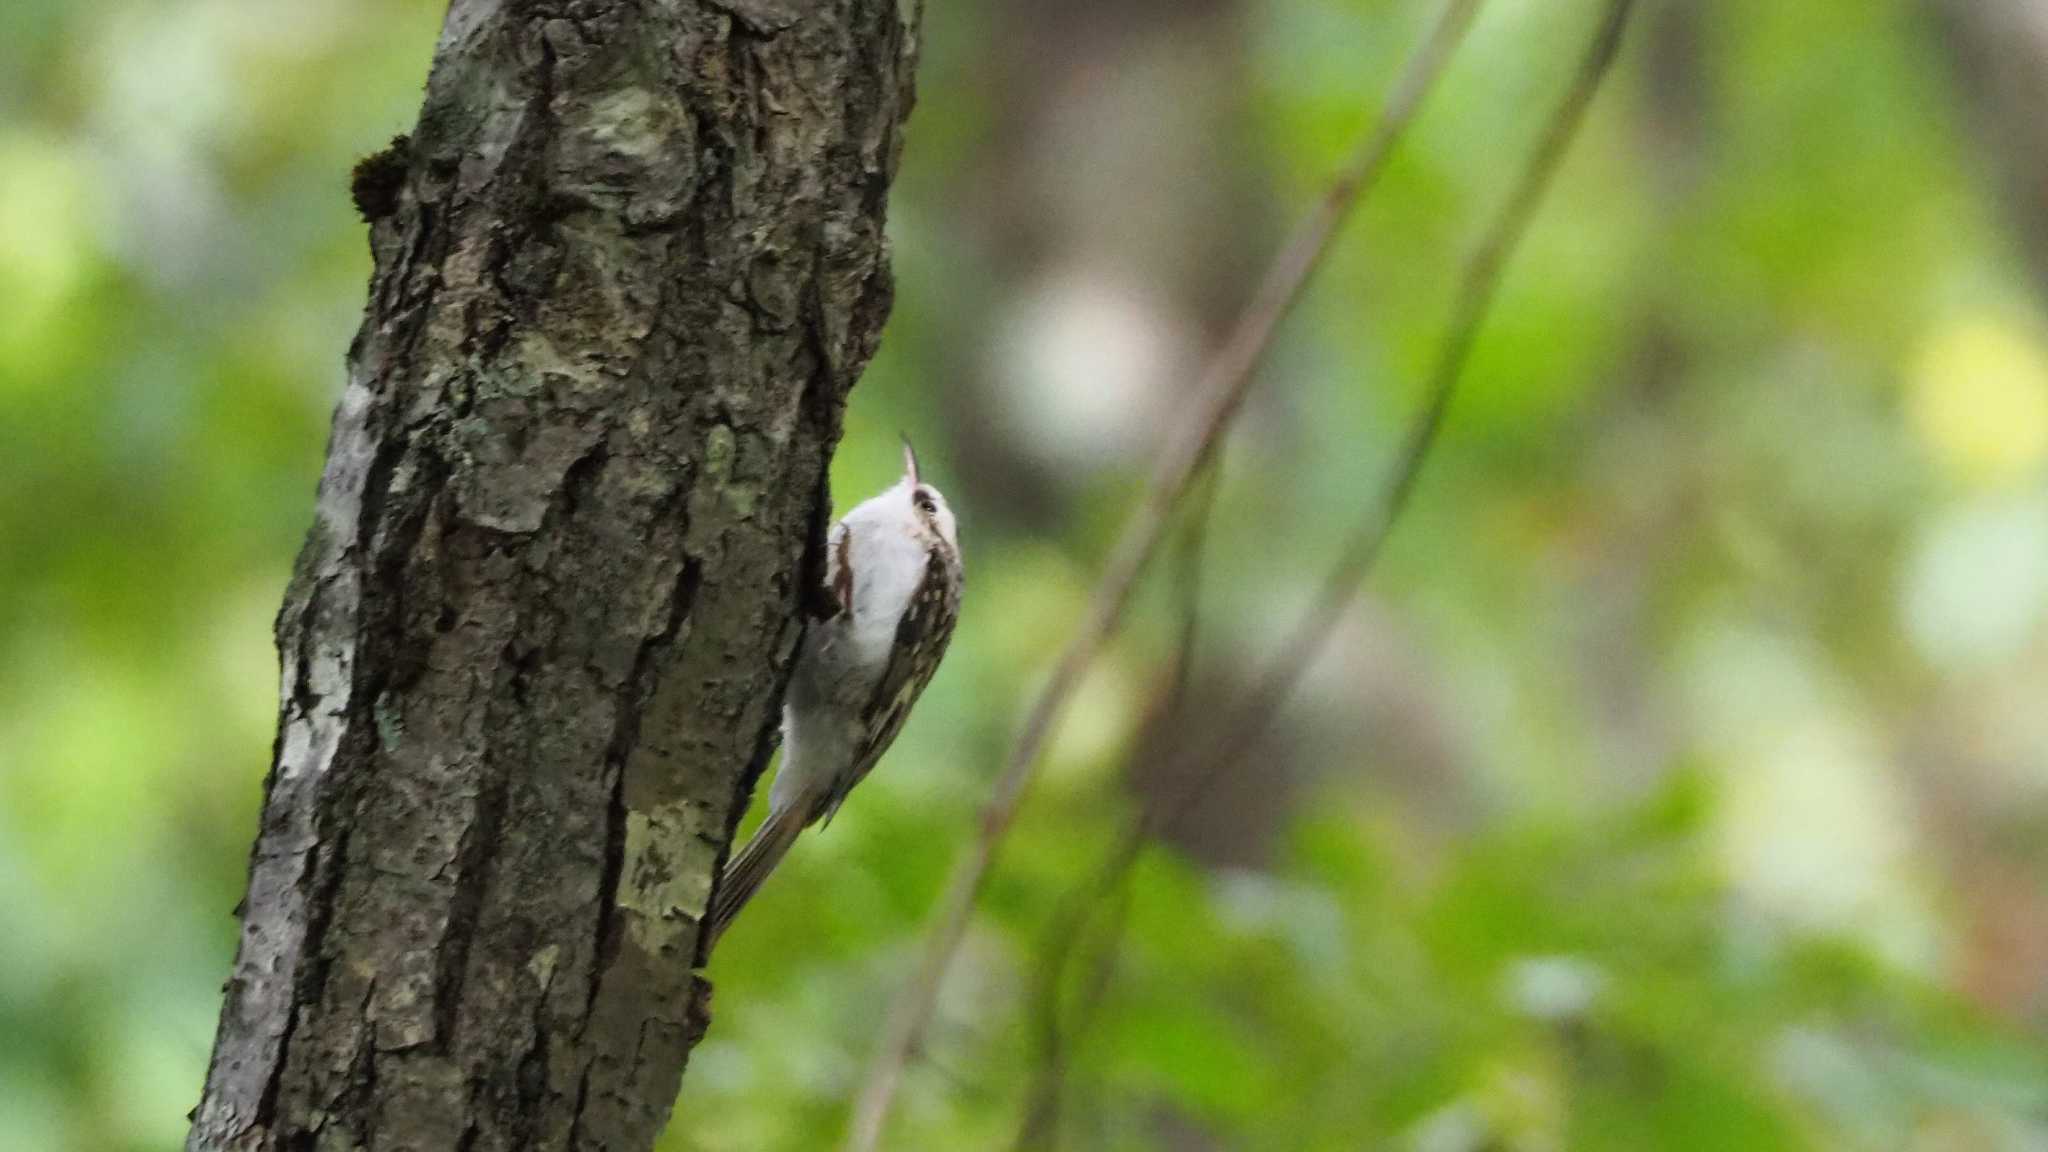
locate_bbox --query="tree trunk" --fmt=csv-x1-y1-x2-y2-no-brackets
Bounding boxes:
189,2,921,1149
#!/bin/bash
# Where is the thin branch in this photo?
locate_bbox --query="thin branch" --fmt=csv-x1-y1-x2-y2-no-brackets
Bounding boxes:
1162,463,1220,722
1013,0,1641,1136
844,2,1489,1146
1016,857,1139,1150
1015,462,1221,1151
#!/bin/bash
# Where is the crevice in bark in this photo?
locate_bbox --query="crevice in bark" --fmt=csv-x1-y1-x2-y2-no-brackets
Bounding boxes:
434,764,508,1055
264,784,358,1134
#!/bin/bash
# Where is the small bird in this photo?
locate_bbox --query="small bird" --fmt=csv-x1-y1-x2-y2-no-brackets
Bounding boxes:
707,439,963,943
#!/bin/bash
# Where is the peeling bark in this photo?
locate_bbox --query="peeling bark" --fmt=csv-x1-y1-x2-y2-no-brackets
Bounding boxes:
189,2,921,1149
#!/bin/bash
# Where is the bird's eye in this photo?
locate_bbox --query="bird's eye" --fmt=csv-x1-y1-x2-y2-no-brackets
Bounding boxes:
913,488,937,515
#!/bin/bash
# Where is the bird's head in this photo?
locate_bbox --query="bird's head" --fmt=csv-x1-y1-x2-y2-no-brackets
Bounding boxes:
898,437,959,556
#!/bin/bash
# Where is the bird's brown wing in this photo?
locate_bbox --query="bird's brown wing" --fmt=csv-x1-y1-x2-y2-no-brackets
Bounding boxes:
816,545,961,826
808,520,855,620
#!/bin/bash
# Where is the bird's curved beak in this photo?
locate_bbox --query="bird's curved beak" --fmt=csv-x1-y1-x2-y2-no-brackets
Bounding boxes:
900,435,920,486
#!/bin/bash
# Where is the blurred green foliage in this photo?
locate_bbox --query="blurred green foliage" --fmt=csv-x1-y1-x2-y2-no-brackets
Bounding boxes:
3,0,2047,1150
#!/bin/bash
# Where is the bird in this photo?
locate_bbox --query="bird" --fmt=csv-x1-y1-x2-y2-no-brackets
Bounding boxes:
706,438,963,944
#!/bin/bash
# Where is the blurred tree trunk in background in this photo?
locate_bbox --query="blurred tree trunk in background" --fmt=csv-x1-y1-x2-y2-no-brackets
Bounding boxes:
1566,0,1714,805
934,0,1265,531
187,2,920,1149
947,0,1301,868
937,4,1277,1146
1932,0,2048,303
1921,0,2048,1026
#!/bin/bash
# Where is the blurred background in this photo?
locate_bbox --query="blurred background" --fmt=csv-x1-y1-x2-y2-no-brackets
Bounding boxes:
5,0,2048,1148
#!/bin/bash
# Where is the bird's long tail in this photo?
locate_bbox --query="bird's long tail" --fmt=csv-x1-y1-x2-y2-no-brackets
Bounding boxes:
707,803,807,944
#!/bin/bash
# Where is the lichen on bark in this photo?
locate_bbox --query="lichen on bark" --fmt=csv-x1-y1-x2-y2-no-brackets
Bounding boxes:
189,2,922,1149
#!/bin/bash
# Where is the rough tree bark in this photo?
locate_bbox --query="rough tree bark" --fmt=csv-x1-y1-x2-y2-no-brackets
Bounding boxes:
188,2,921,1149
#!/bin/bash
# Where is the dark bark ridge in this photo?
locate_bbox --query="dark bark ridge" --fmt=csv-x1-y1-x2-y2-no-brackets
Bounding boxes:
191,2,921,1149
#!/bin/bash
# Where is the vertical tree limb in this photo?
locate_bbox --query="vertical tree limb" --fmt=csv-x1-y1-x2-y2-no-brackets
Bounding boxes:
189,2,921,1149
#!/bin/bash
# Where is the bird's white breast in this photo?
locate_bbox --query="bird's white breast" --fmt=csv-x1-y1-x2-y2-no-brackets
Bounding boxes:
837,496,930,672
768,487,931,814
